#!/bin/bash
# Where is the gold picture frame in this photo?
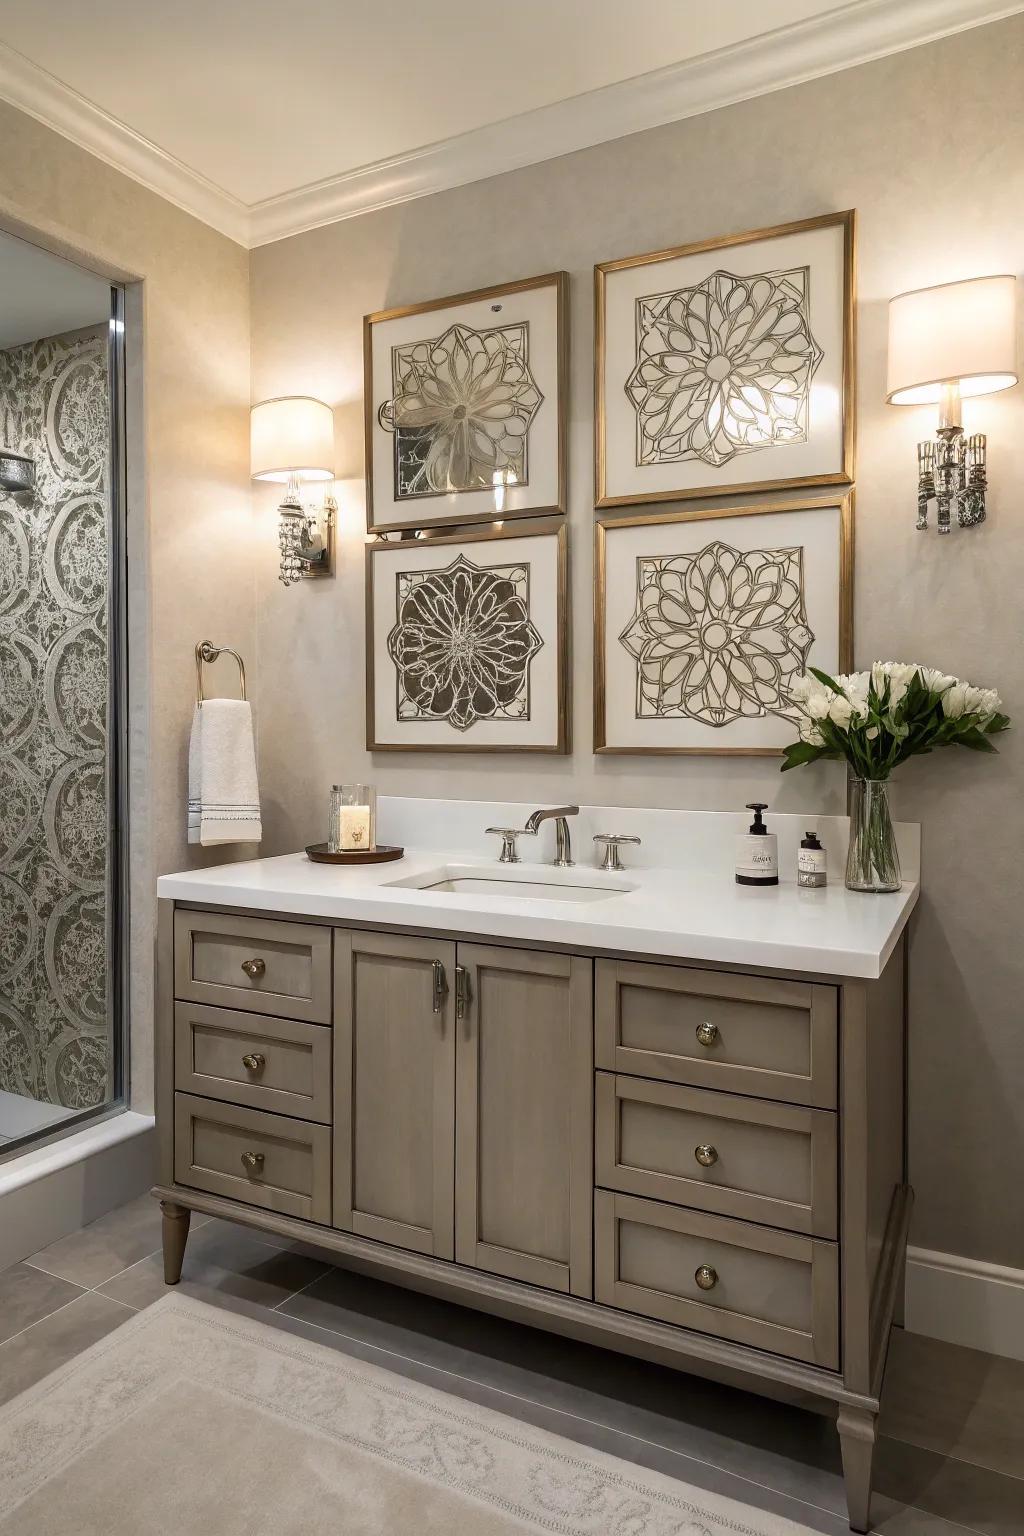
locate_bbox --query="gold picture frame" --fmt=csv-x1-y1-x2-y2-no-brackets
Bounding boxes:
594,494,854,756
364,272,569,533
366,518,570,754
595,211,856,508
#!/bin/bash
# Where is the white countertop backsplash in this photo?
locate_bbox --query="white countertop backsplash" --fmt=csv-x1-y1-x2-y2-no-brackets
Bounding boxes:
158,797,920,980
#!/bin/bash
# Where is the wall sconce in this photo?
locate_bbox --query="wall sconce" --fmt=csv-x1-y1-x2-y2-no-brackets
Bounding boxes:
250,396,337,586
886,275,1018,534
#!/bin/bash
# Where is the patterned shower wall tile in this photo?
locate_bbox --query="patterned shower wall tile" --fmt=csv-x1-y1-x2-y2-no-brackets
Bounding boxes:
0,325,111,1111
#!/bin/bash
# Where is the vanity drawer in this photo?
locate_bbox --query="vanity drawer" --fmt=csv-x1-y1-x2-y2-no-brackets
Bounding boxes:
174,1003,332,1123
174,1093,331,1223
174,910,331,1024
595,1074,837,1238
595,959,836,1109
595,1190,839,1369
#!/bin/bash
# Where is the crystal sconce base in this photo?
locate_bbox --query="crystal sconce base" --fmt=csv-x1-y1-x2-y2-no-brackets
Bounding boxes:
277,477,337,588
916,388,987,534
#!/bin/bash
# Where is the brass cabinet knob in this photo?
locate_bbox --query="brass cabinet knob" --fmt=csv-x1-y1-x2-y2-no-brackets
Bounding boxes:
241,1053,266,1073
241,958,266,980
240,1151,265,1175
695,1020,719,1048
695,1264,718,1291
694,1143,718,1168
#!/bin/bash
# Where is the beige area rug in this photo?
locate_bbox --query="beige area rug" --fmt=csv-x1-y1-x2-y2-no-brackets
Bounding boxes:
0,1293,819,1535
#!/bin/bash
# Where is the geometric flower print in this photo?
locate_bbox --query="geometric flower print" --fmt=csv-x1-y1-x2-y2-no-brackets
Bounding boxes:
0,326,111,1111
626,267,823,469
620,540,815,726
387,553,543,732
381,322,543,500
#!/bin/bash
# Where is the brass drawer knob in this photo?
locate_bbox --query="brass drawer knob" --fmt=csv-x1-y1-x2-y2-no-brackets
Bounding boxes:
695,1020,719,1048
241,957,266,980
241,1053,266,1073
695,1264,718,1291
694,1143,718,1168
240,1151,265,1175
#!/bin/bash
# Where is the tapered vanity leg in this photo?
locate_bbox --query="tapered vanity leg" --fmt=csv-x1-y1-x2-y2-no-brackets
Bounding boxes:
837,1407,877,1533
160,1201,191,1285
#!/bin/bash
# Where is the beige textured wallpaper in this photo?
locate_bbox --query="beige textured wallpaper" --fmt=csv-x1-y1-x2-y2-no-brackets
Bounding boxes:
251,18,1024,1270
0,102,254,1116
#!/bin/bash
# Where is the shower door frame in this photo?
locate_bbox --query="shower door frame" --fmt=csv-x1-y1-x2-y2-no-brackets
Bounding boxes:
0,281,129,1156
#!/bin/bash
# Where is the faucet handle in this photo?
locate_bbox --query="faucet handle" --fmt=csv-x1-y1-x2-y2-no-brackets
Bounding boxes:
485,826,536,864
594,833,641,872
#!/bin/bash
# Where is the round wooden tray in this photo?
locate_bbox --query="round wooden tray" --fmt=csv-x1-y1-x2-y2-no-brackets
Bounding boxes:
305,843,404,865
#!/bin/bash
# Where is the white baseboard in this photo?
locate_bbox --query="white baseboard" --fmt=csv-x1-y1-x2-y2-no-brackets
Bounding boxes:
0,1111,155,1272
906,1244,1024,1361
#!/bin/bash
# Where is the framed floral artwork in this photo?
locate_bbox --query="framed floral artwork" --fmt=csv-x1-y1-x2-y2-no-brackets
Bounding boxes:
594,495,853,755
366,520,569,752
364,272,568,532
595,212,855,507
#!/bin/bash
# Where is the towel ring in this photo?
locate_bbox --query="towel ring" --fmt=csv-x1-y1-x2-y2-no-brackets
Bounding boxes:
195,641,246,705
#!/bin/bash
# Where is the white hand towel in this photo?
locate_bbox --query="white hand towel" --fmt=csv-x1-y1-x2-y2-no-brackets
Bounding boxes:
187,699,262,846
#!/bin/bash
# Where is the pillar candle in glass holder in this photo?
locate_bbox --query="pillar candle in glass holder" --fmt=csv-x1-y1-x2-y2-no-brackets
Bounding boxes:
329,784,376,853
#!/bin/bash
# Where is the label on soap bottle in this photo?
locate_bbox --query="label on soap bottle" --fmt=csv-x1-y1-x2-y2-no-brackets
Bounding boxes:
735,833,779,883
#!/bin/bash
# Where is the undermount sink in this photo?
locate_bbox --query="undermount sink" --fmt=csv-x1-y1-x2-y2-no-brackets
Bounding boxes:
384,864,634,904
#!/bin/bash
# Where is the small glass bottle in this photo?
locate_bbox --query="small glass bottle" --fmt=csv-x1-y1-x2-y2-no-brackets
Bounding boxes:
797,830,827,888
328,784,376,853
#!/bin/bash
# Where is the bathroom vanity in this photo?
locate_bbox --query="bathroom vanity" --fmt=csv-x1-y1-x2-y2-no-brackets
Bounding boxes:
154,799,919,1534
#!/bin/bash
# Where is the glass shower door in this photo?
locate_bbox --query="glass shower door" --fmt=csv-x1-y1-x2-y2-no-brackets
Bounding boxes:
0,232,126,1152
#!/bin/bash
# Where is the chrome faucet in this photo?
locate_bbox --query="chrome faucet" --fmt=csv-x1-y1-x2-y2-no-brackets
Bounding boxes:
524,805,579,868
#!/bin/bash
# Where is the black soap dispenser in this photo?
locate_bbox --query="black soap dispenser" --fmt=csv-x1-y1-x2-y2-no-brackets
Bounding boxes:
735,803,779,886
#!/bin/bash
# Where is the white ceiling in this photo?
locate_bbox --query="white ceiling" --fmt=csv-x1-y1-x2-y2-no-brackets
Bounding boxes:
0,0,1019,245
0,228,110,350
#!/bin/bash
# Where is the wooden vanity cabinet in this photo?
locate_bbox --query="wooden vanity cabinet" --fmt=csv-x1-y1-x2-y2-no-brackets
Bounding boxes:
155,899,910,1535
454,943,593,1297
332,934,592,1291
333,931,456,1259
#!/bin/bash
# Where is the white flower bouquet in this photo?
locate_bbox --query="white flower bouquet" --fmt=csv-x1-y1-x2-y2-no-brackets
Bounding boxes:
782,663,1010,891
783,663,1009,778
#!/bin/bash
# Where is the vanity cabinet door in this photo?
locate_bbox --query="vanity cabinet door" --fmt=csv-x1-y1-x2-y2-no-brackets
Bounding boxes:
333,931,456,1259
454,944,593,1297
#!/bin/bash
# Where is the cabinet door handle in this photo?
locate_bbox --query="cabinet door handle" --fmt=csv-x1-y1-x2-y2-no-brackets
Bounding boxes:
695,1264,718,1291
695,1020,719,1048
454,965,470,1024
240,1151,265,1176
432,960,447,1016
241,1053,266,1074
241,958,266,981
694,1143,718,1168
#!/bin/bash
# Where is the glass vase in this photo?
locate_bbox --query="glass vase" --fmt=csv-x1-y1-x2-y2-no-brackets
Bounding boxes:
845,779,901,893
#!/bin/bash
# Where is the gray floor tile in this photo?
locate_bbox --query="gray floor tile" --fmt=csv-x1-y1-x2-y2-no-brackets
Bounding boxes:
875,1436,1023,1536
196,1215,295,1250
872,1494,985,1534
25,1193,167,1289
882,1327,1024,1482
0,1291,134,1407
95,1221,328,1312
0,1263,84,1346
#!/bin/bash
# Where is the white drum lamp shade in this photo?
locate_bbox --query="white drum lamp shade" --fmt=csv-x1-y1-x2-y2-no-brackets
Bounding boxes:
250,396,335,482
886,275,1018,405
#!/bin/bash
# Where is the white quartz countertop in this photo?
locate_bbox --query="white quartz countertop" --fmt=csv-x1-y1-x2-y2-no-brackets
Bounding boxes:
158,833,919,980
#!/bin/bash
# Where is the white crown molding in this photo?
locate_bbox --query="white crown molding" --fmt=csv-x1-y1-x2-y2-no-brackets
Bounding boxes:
0,40,249,245
0,0,1021,249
